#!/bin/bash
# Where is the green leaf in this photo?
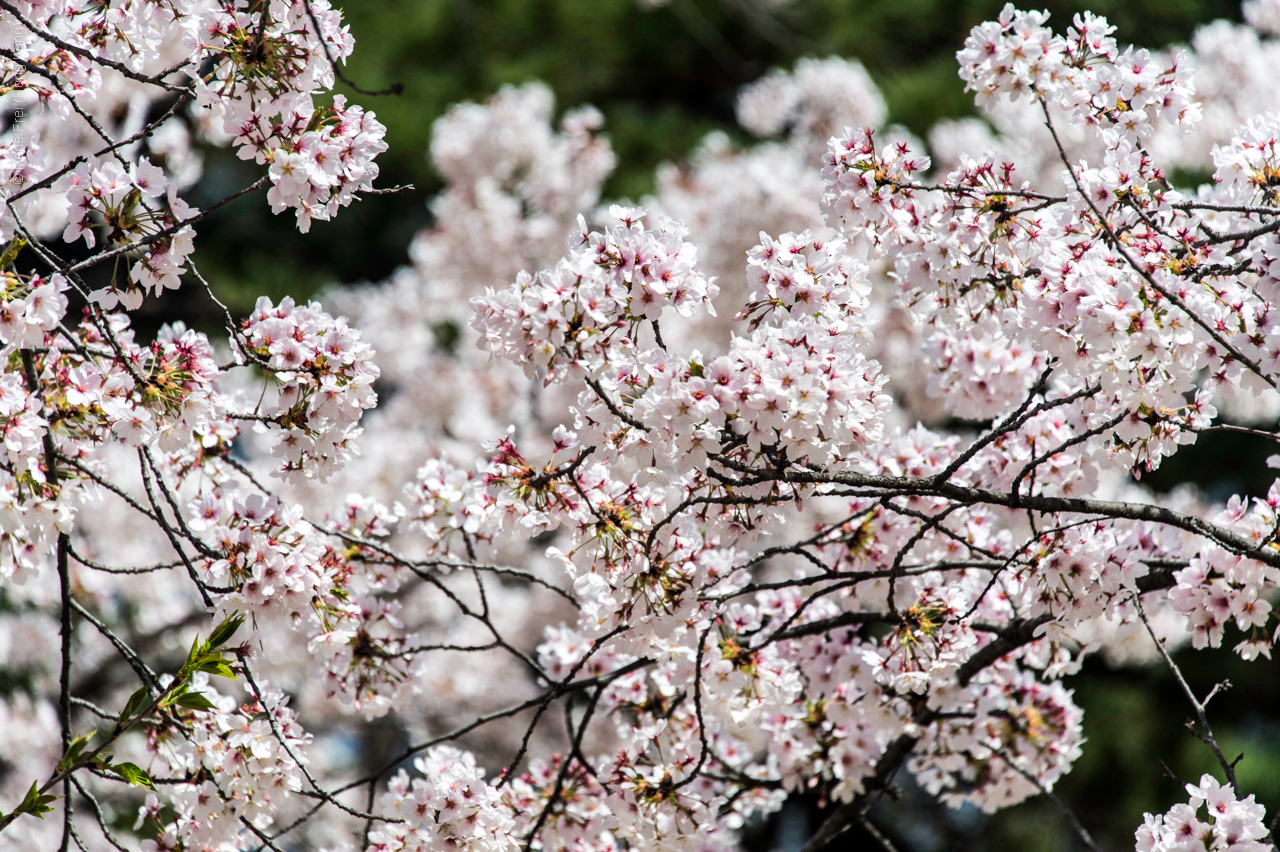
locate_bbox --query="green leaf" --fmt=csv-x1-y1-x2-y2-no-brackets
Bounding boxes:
118,686,150,726
0,237,27,269
107,763,155,790
179,634,200,678
205,614,244,650
15,782,58,819
193,657,236,679
57,732,95,772
173,692,215,711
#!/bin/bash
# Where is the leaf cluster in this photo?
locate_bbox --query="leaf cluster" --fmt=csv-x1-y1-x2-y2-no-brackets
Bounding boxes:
0,614,243,826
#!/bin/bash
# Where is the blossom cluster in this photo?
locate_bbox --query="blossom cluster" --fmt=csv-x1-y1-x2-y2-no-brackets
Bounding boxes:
371,746,517,852
0,272,66,350
8,2,1280,852
239,296,380,482
1136,775,1271,852
139,679,311,851
958,3,1198,134
1170,516,1279,659
191,483,422,718
60,158,197,309
471,206,719,380
0,0,386,310
194,0,388,230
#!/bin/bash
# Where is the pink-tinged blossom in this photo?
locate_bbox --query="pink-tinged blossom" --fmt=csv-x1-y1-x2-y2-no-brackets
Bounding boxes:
1137,775,1270,852
239,296,380,482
